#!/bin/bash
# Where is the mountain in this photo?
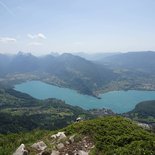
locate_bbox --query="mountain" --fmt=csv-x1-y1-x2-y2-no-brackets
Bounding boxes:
41,53,116,95
1,51,155,96
124,100,155,124
9,52,39,73
0,52,117,96
0,54,12,76
98,51,155,73
1,116,155,155
74,52,121,61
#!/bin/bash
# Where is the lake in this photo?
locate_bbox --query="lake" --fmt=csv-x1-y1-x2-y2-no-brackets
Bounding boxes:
14,81,155,113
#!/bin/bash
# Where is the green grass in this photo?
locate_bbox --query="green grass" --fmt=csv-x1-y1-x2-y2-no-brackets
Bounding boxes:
64,116,155,155
1,116,155,155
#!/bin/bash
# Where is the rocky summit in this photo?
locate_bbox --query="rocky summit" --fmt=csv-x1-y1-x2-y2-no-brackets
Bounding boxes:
11,116,155,155
13,131,93,155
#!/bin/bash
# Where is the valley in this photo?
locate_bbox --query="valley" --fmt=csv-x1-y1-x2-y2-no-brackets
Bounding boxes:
14,80,155,113
1,52,155,154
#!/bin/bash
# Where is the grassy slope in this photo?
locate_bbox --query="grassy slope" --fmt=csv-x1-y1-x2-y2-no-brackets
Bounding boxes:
1,116,155,155
0,89,93,134
125,100,155,123
64,116,155,155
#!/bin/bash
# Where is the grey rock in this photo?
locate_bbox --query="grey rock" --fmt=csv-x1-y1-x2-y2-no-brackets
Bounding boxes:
13,144,28,155
31,141,47,151
51,132,66,141
69,135,75,143
75,150,89,155
51,150,60,155
137,122,150,130
65,141,70,145
78,150,88,155
56,143,65,150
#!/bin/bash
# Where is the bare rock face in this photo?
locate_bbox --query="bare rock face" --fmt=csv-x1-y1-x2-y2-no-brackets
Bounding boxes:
31,141,47,151
13,144,28,155
51,132,66,141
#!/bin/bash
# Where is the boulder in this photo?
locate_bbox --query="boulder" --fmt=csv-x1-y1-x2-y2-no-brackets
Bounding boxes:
13,144,28,155
51,132,66,141
56,143,65,150
31,141,47,151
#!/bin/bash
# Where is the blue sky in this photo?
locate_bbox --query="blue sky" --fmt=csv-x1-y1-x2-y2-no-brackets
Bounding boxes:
0,0,155,55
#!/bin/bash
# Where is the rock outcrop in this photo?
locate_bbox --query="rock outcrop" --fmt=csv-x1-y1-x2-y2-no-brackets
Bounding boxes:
13,144,28,155
14,131,93,155
51,132,66,141
31,141,47,151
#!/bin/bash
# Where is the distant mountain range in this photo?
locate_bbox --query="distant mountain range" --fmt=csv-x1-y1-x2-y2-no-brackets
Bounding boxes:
97,51,155,73
1,51,155,95
0,52,117,96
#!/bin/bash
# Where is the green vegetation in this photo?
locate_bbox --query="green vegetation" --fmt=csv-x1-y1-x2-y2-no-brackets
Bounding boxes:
1,52,155,96
0,53,117,97
64,116,155,155
1,116,155,155
0,88,93,134
0,130,53,155
125,100,155,123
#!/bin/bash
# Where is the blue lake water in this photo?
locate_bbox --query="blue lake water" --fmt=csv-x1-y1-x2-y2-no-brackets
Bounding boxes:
14,81,155,113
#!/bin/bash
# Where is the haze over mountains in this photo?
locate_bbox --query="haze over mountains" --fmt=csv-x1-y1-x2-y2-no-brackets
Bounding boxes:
1,51,155,154
0,51,155,96
97,51,155,73
0,52,117,96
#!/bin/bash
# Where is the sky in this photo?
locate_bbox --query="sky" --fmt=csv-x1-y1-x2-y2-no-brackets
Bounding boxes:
0,0,155,55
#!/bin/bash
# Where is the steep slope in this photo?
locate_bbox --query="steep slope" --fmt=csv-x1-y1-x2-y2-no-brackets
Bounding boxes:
0,52,117,96
124,100,155,123
43,53,116,95
1,116,155,155
9,52,39,73
0,88,93,134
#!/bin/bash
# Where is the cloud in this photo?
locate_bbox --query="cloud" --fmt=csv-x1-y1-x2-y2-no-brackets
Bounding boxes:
27,33,46,40
0,37,17,43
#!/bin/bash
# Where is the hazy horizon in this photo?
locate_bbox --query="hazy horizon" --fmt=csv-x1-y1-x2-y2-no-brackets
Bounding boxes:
0,0,155,55
0,50,155,57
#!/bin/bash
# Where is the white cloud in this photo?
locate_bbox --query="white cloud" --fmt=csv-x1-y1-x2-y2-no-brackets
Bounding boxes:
0,37,17,43
27,33,46,40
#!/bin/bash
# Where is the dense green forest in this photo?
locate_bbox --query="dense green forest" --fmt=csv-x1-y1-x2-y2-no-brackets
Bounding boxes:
1,116,155,155
124,100,155,123
0,88,93,134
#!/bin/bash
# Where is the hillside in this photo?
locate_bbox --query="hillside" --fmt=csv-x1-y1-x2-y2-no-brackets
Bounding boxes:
1,52,155,96
0,88,93,134
1,116,155,155
0,52,117,96
124,100,155,123
93,51,155,93
98,51,155,73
